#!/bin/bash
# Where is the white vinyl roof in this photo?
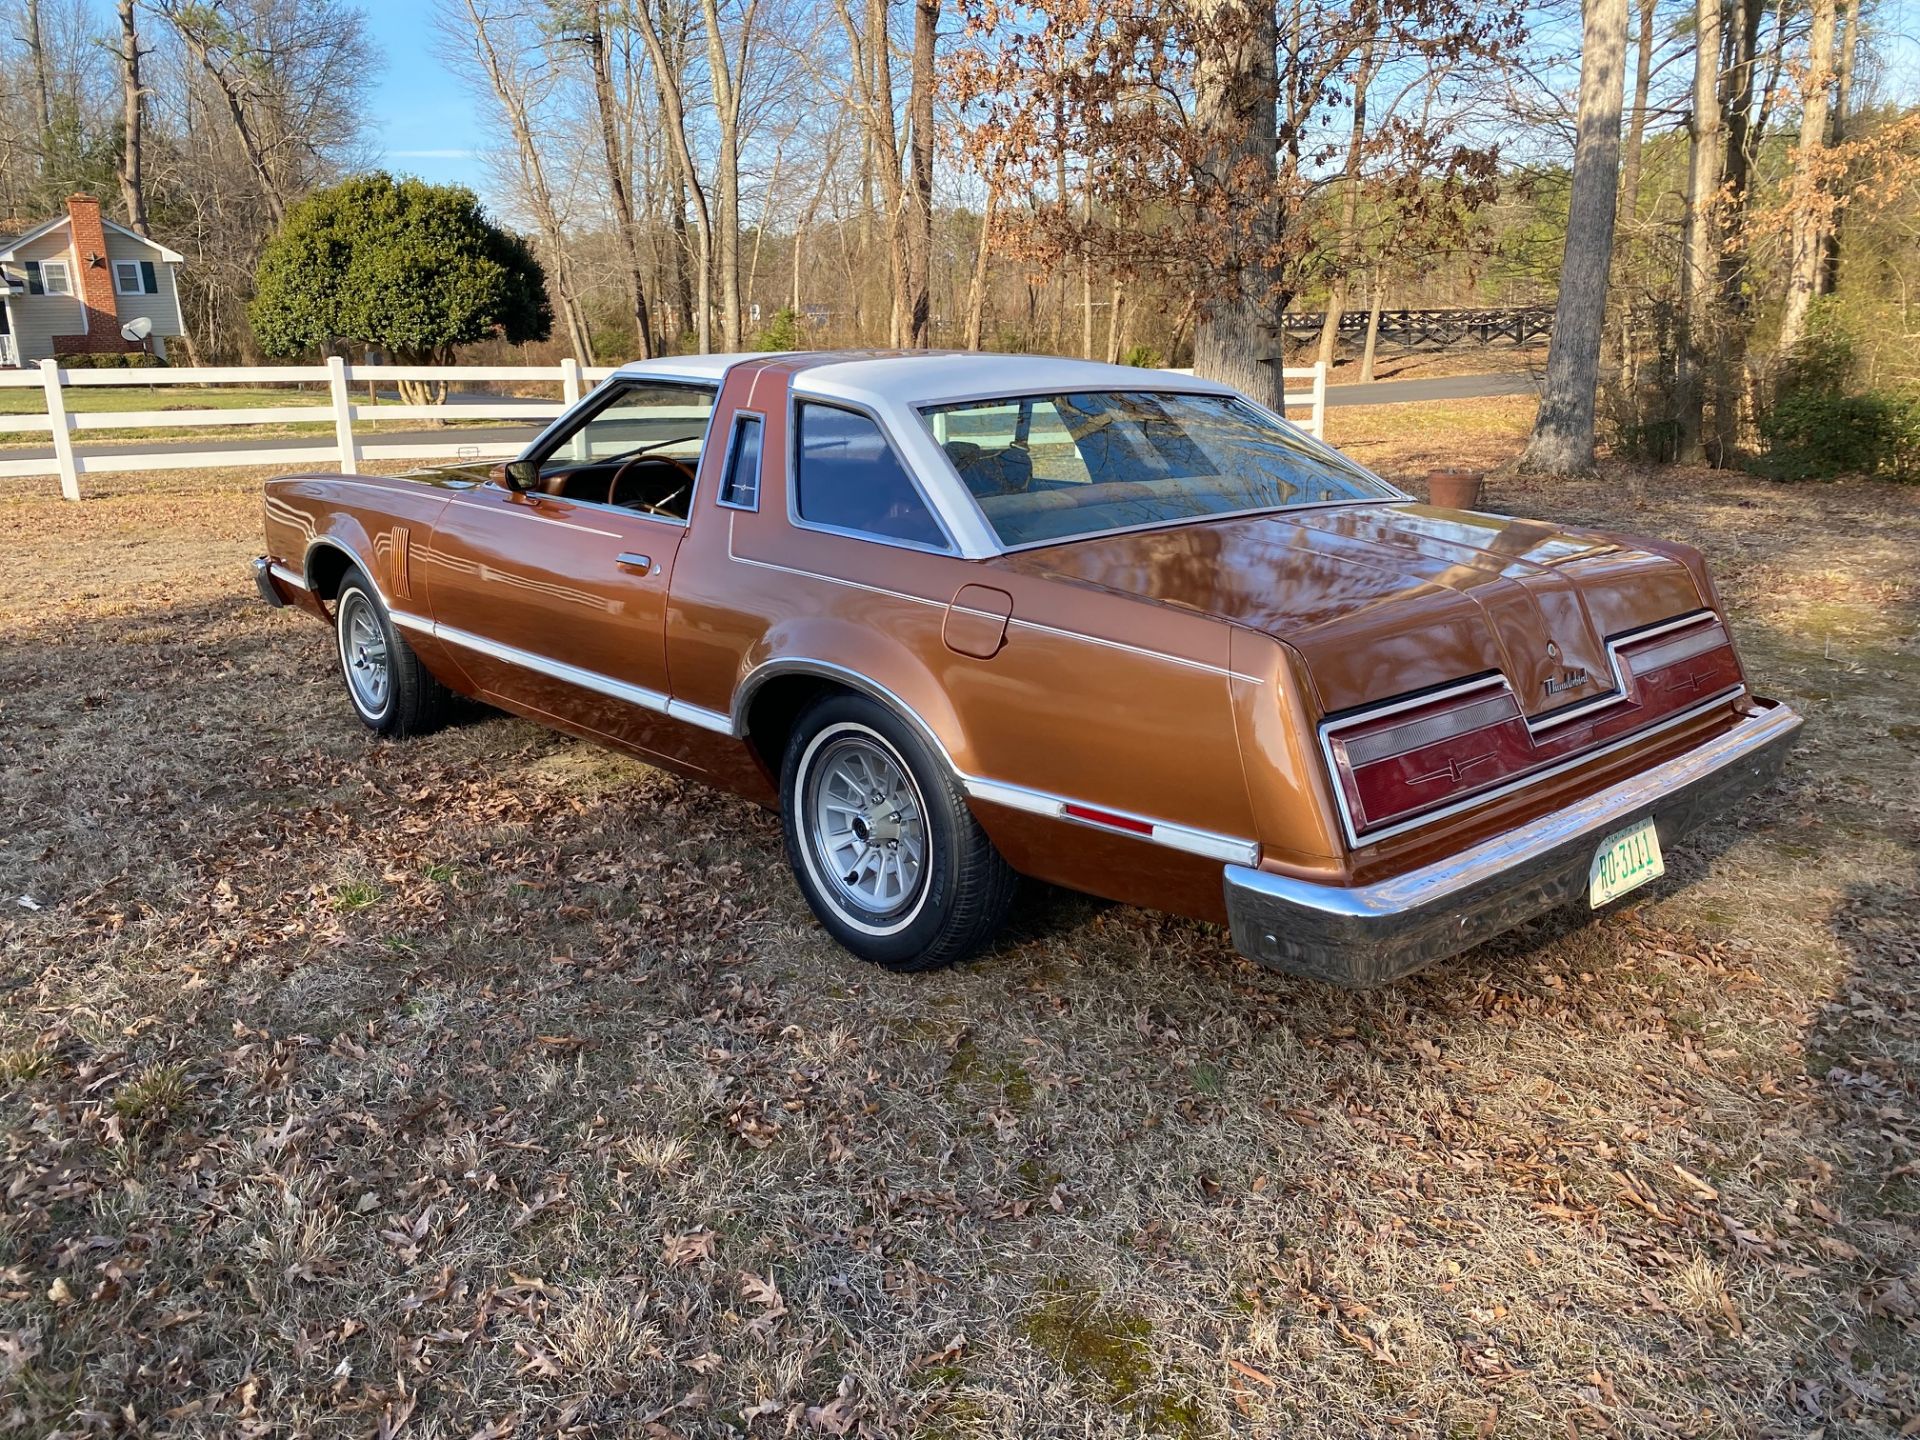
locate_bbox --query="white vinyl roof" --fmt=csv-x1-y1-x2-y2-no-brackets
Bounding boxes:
794,352,1235,408
612,352,757,384
611,350,1239,409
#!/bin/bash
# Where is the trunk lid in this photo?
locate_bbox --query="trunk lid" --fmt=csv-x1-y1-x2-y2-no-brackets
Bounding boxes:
994,502,1710,719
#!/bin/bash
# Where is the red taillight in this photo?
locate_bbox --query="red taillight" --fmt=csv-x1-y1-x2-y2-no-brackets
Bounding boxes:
1323,613,1743,844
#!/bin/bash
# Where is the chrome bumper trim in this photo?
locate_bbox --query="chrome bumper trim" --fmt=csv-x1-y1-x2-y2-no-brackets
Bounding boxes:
1224,700,1802,987
252,556,287,608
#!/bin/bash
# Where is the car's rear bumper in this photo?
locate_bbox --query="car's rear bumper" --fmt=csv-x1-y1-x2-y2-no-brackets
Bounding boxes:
252,555,288,608
1223,699,1802,987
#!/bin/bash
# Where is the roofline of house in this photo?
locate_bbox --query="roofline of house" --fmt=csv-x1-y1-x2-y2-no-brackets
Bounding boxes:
0,213,185,265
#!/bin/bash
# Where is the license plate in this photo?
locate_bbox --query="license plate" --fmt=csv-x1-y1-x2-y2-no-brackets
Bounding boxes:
1589,817,1665,908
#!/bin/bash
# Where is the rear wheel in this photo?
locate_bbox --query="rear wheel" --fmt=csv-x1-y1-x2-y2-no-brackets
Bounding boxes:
780,694,1016,971
334,569,454,737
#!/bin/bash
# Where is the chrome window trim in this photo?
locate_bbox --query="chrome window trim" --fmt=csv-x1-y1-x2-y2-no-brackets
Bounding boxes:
786,395,959,556
990,497,1400,556
526,488,697,532
715,409,766,512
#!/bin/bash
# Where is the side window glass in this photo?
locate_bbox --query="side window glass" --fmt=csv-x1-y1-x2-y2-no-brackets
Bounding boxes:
718,415,763,509
553,381,714,467
794,403,947,549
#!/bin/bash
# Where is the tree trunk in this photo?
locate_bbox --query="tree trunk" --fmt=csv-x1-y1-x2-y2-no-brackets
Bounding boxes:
697,0,753,350
26,0,53,166
117,0,149,235
1080,185,1095,358
1618,0,1656,232
1517,0,1631,477
1104,276,1125,364
582,0,654,359
457,0,591,359
906,0,938,347
1359,271,1384,383
664,143,695,344
1776,0,1838,358
1191,0,1284,410
1316,43,1375,373
634,0,715,352
166,12,288,226
1820,0,1859,292
746,142,785,321
838,0,907,344
963,188,997,349
1713,0,1765,460
1676,0,1725,466
1051,106,1069,353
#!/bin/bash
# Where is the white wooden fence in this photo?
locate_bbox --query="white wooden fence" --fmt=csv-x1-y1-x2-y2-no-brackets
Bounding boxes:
0,357,620,502
0,355,1328,502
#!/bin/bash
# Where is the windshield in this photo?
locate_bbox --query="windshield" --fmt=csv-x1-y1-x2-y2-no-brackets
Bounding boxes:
919,390,1396,548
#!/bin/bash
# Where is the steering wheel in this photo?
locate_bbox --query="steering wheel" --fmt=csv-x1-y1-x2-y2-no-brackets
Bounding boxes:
605,453,697,516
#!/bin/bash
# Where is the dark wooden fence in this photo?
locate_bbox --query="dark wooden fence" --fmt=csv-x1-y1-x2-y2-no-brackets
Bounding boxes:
1281,307,1554,348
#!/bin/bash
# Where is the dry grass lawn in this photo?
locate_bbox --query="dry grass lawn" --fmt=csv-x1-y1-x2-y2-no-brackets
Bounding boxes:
1,399,1915,1437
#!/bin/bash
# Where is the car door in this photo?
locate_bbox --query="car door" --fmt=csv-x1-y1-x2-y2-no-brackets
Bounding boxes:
422,378,717,759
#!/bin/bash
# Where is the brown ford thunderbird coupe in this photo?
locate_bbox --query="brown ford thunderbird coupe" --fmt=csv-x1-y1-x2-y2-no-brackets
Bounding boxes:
253,351,1799,984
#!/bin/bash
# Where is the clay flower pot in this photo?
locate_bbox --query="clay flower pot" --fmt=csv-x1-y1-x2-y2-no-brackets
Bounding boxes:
1426,468,1484,510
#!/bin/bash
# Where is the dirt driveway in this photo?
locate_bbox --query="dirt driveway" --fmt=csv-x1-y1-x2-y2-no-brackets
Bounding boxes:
2,404,1915,1436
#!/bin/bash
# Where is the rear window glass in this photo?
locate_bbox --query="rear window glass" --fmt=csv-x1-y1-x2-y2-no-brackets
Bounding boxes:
794,403,948,549
920,390,1395,548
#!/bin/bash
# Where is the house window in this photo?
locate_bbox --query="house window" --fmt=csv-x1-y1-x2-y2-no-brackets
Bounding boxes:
115,262,141,295
37,260,72,296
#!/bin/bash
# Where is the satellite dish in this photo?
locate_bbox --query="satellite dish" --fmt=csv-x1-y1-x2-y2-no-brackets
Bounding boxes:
121,316,153,342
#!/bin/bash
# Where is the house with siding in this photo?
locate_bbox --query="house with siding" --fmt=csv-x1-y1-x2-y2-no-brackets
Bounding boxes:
0,194,186,368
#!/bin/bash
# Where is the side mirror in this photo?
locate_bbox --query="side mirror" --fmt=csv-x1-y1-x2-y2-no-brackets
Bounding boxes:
502,459,541,493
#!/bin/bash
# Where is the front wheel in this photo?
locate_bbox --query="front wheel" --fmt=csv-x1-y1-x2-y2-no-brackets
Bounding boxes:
334,569,454,737
780,694,1016,971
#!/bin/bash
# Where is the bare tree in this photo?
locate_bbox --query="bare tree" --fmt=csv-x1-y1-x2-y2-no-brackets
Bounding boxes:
631,0,715,352
1820,0,1860,291
838,0,908,344
442,0,594,361
1675,0,1723,464
962,185,998,348
570,0,655,358
1314,40,1378,372
117,0,149,234
906,0,938,347
1517,0,1630,476
1776,0,1838,357
695,0,758,349
1191,0,1283,408
158,1,290,224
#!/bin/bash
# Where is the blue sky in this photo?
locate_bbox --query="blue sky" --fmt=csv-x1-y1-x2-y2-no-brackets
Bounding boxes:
360,4,493,199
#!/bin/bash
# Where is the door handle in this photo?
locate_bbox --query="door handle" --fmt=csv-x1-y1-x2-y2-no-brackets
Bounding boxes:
616,552,653,572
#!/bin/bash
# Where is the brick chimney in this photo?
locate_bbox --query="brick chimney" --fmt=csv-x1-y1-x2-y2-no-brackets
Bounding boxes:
52,194,135,355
